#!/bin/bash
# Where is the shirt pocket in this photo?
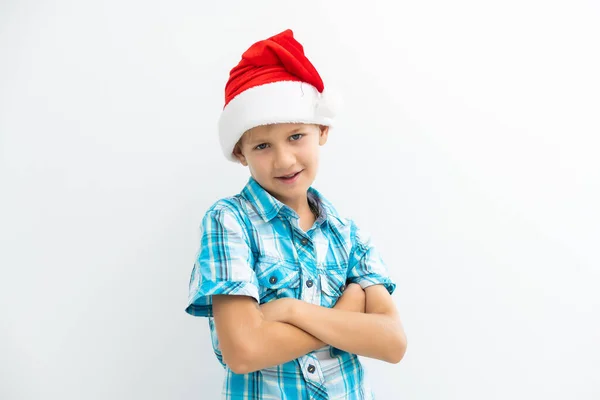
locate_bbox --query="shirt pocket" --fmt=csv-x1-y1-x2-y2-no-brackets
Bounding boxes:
255,257,300,304
319,271,347,308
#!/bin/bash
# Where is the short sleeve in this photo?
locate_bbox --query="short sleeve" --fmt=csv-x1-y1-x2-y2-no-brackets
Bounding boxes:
185,206,259,317
346,220,396,295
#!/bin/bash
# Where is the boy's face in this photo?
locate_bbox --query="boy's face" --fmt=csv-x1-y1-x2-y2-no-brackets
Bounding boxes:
233,123,329,206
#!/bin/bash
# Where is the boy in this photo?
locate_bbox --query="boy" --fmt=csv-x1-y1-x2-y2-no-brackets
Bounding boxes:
186,29,407,399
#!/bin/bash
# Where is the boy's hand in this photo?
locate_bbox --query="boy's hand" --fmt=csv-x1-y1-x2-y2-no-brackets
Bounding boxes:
333,283,366,313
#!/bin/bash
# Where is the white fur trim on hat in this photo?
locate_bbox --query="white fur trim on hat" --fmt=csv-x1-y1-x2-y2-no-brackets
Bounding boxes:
218,80,338,162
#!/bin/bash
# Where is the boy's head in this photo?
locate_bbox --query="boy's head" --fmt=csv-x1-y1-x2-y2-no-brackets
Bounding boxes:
233,122,329,203
217,30,339,182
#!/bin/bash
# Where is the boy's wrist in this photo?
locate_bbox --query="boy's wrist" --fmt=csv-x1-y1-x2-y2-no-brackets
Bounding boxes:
282,298,302,324
261,298,303,324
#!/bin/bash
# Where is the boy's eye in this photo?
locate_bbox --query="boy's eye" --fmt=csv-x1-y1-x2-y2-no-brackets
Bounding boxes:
290,133,303,141
255,143,269,150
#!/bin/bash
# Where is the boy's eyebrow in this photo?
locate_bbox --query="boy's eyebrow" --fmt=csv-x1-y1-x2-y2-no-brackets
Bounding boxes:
246,136,267,146
282,126,309,136
245,126,308,146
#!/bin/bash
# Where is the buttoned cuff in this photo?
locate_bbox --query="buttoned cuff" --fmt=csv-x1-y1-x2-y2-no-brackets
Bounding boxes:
185,280,260,317
347,274,396,295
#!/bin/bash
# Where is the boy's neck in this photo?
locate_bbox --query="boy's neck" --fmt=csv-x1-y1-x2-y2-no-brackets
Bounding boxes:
270,190,314,217
281,195,311,217
278,194,319,232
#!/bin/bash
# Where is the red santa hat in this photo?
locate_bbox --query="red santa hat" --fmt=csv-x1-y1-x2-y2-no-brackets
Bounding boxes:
218,29,339,161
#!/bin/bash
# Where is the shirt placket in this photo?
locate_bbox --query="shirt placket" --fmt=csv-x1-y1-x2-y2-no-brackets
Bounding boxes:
291,221,328,397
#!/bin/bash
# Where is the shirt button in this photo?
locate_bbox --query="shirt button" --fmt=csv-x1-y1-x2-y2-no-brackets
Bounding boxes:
340,284,346,292
307,364,316,374
269,276,278,284
301,238,308,245
306,279,314,288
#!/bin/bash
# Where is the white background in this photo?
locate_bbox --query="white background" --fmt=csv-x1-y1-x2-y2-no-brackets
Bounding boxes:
1,1,599,399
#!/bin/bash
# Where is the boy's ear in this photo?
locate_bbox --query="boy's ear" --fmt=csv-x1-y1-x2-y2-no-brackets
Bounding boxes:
232,144,248,166
318,125,329,146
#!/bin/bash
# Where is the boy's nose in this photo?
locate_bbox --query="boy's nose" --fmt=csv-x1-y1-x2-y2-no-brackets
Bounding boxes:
273,148,295,170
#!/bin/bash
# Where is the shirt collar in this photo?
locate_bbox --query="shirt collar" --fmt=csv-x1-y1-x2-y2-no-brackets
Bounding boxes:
241,177,284,222
240,176,337,225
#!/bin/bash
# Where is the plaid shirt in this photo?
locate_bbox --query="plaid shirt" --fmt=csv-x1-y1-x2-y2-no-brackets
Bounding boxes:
186,177,396,399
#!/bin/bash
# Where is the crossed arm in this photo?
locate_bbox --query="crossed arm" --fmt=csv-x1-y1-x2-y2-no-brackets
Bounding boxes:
212,284,407,374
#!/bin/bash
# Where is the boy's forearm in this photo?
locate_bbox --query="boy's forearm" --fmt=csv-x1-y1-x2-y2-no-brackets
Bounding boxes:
283,300,406,363
233,294,361,373
233,319,324,373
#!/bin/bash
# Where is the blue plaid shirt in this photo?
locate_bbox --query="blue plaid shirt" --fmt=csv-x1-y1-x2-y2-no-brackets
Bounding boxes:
186,177,396,399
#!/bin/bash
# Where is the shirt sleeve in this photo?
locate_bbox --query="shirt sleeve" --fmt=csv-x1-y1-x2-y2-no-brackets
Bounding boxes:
346,220,396,295
185,205,259,317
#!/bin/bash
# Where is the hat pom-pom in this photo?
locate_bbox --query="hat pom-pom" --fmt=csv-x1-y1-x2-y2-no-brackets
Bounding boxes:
315,87,342,119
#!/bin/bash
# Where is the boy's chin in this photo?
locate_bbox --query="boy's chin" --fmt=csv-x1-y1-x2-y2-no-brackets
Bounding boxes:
263,179,310,199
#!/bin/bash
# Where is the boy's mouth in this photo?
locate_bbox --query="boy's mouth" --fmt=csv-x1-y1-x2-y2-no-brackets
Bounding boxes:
276,170,303,183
